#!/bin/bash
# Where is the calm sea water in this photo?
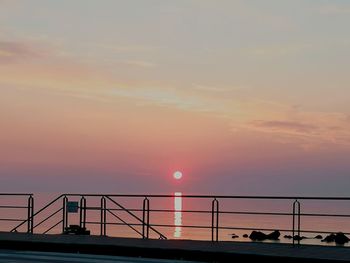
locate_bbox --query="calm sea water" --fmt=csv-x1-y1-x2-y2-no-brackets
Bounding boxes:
1,193,350,247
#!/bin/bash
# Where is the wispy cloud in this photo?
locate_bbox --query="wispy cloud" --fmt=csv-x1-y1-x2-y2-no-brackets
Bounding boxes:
98,44,161,53
0,41,47,62
319,4,350,15
110,88,208,111
346,115,350,123
123,60,156,68
246,114,350,147
251,120,318,134
0,37,349,151
245,43,312,57
0,0,16,7
192,83,247,93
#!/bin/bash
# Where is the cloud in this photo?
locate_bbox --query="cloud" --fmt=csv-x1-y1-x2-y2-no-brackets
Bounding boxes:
0,0,16,6
123,60,156,68
0,41,45,62
251,120,318,134
319,4,350,15
192,83,247,93
110,88,208,111
346,115,350,123
98,44,161,53
247,115,350,147
245,43,311,57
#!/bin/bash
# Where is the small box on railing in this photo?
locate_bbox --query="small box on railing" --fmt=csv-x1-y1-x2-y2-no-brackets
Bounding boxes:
66,201,79,213
63,225,90,235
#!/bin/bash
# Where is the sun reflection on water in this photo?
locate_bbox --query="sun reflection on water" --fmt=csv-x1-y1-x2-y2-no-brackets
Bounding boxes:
174,192,182,238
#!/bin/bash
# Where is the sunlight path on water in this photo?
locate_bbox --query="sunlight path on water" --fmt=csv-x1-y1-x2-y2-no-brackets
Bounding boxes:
174,192,182,238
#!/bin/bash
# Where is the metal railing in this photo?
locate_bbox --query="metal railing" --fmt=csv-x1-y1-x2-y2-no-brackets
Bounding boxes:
7,194,350,246
0,193,34,233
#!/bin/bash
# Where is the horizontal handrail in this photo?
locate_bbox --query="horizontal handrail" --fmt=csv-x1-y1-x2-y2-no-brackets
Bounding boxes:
0,205,29,209
59,193,350,200
3,193,350,201
0,193,33,196
84,207,350,218
0,218,26,222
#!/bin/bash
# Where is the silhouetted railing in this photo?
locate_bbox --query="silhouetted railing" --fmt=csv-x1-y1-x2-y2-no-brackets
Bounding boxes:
0,193,33,233
7,194,350,246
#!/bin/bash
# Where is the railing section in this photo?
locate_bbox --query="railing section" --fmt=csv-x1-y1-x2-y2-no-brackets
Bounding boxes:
0,193,33,233
5,194,350,246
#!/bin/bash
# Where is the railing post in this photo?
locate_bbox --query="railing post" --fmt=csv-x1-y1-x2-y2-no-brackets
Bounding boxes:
27,195,34,234
100,196,107,236
142,197,150,239
79,196,86,229
147,198,150,239
62,195,68,233
211,198,219,242
292,199,301,246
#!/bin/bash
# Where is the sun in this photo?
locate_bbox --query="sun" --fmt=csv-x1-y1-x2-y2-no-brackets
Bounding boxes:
173,171,183,180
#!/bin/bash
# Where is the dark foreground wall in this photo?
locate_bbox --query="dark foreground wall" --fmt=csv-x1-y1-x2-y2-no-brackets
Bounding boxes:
0,232,349,263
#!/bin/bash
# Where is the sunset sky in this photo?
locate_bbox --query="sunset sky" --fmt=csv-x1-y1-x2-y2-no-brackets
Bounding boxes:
1,0,350,195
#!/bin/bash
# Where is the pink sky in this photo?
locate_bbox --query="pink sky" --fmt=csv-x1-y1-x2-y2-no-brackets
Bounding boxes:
1,1,350,195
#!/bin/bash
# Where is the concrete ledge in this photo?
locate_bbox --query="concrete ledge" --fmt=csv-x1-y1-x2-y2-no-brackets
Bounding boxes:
0,232,349,262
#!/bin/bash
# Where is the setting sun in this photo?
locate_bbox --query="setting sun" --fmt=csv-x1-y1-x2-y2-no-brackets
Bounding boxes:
173,171,183,180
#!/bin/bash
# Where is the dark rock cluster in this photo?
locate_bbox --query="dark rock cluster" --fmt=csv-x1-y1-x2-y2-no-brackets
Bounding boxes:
231,231,349,245
285,234,324,240
249,230,280,241
321,233,350,245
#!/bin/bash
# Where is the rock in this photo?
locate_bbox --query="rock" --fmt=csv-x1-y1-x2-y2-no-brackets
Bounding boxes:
231,234,239,239
335,233,350,245
243,234,248,238
249,231,266,241
267,230,280,240
284,235,293,239
322,233,336,243
322,233,350,244
249,230,280,241
293,235,307,241
314,235,323,239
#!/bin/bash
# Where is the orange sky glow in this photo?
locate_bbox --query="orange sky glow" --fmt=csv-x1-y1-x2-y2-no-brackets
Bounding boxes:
1,1,350,195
